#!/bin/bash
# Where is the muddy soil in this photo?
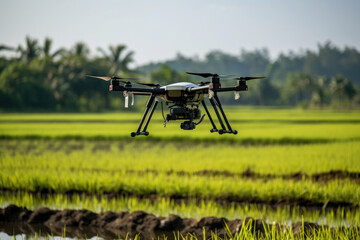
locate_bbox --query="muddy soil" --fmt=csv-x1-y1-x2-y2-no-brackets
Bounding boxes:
0,205,356,239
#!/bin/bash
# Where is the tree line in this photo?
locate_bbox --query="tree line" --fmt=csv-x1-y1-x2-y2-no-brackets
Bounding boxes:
0,37,359,111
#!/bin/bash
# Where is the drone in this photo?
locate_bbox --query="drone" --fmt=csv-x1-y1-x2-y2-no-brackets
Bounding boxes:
87,73,264,137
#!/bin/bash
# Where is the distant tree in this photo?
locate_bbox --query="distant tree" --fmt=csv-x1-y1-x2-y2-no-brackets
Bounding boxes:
329,75,356,104
282,73,315,106
42,38,65,59
240,48,270,75
252,78,280,105
0,60,55,109
17,36,40,62
97,45,135,75
310,77,329,107
150,65,187,85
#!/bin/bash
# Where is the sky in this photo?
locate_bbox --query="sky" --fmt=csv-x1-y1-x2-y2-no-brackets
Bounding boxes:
1,0,360,66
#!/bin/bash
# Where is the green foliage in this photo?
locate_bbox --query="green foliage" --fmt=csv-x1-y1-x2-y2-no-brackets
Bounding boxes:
0,109,359,237
0,37,359,111
98,44,135,75
150,64,188,85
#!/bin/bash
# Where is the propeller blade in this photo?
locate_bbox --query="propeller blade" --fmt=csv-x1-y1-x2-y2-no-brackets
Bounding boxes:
86,75,138,81
234,76,265,81
86,75,160,87
187,72,236,79
186,72,217,78
86,75,112,81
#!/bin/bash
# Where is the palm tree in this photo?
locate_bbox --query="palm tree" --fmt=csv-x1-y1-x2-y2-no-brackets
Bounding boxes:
42,38,64,59
0,44,15,52
97,44,135,75
17,36,40,62
72,42,90,57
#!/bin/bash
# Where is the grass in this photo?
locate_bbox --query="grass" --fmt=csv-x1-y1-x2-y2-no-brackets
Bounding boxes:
0,108,359,236
1,140,360,207
1,165,359,205
1,139,359,174
0,108,360,142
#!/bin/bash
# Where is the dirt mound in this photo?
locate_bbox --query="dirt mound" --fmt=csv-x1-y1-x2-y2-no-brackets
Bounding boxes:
0,205,355,239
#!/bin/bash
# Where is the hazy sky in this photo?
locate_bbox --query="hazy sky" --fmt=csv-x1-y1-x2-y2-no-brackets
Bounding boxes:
1,0,360,66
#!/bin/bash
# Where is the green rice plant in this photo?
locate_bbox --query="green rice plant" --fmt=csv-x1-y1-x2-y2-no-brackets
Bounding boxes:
1,139,359,174
0,108,360,142
0,166,359,206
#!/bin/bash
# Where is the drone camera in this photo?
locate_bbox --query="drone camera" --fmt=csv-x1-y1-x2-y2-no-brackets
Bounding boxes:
180,121,196,130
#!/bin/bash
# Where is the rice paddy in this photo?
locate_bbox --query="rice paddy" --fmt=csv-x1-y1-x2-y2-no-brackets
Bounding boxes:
0,107,359,239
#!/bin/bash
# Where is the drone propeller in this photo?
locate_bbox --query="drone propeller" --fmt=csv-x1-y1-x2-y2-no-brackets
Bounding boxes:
86,75,137,81
233,76,266,81
86,75,161,87
87,75,162,108
186,72,217,78
186,72,235,78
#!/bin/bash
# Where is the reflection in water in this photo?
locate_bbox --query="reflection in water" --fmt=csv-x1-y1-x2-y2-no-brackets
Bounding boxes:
0,232,93,240
0,223,174,240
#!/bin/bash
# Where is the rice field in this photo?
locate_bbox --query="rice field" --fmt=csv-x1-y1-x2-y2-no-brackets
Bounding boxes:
0,107,359,239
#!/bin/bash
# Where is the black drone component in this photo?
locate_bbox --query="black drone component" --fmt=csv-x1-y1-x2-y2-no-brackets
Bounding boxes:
166,107,201,121
87,73,265,137
181,121,196,130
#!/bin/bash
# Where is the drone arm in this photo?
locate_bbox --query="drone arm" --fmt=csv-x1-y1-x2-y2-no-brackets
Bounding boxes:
186,85,248,94
213,86,248,92
112,85,166,94
131,92,152,96
185,86,210,93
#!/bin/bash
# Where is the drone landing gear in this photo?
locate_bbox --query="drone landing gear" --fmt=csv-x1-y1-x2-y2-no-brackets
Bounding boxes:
201,94,238,135
131,94,158,137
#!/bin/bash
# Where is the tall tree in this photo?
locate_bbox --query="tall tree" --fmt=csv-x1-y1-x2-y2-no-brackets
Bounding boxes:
42,38,64,59
329,75,356,103
17,36,40,62
97,45,135,75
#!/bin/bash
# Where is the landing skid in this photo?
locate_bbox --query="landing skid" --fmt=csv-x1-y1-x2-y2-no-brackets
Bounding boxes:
201,93,238,135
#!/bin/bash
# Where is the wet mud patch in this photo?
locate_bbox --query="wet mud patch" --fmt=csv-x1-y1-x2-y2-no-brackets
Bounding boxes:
1,205,357,239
